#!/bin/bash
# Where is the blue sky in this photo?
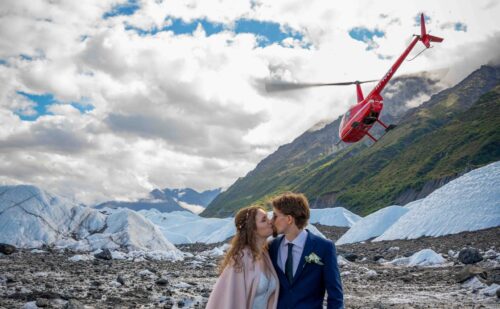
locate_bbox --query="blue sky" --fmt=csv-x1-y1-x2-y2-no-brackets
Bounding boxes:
103,0,140,19
125,17,307,48
349,27,385,50
16,91,94,121
104,0,306,47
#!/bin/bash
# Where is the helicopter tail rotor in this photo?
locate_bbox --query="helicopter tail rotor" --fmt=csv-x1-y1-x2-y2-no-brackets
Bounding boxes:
419,13,443,48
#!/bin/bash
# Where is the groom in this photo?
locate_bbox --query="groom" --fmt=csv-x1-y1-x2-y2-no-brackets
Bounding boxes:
269,192,344,309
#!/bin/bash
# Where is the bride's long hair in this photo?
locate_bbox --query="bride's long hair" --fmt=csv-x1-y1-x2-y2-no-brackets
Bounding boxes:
219,205,266,273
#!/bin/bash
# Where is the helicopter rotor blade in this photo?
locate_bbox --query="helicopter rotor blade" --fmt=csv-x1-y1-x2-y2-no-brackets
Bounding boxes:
265,79,378,92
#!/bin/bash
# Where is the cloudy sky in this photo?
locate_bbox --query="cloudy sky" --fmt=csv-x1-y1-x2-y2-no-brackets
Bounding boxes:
1,0,499,204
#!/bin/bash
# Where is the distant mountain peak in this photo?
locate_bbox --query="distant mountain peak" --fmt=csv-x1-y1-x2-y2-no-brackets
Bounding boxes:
96,186,221,214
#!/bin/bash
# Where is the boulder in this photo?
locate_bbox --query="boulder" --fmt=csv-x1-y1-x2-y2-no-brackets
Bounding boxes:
63,299,84,309
0,243,16,255
117,275,125,286
156,277,169,286
343,253,358,262
94,249,112,260
458,248,483,264
455,266,487,283
373,255,384,262
35,298,49,307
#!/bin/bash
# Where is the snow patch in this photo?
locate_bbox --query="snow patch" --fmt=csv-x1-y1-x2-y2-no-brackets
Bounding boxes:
336,205,408,245
68,254,94,262
177,201,205,214
375,162,500,241
387,249,446,267
142,209,326,245
309,208,361,227
200,244,230,257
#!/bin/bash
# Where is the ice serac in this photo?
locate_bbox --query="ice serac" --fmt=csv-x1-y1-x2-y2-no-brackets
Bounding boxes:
0,185,181,258
375,161,500,241
336,205,409,245
140,209,326,244
140,210,235,244
309,208,362,227
0,185,106,248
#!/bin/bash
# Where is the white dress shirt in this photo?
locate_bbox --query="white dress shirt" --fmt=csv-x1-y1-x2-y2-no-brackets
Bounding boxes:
278,229,308,276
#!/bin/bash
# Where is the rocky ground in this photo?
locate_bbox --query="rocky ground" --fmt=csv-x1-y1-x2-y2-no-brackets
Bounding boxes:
0,226,499,308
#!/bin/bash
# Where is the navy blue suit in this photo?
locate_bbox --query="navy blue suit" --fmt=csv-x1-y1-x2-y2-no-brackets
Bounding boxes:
269,230,344,309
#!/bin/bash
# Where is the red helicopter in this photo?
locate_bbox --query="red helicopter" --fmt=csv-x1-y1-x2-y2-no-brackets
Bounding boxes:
266,13,443,143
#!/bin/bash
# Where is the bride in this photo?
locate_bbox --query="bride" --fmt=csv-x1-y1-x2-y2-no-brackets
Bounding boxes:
206,206,279,309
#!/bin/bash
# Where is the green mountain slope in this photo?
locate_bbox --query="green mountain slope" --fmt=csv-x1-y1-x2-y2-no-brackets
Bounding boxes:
299,81,500,215
202,66,500,217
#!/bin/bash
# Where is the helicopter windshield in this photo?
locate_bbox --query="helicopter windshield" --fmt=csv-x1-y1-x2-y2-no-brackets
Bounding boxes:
340,109,351,133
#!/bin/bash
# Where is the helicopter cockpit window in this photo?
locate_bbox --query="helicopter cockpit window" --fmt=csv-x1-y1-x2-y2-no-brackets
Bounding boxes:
344,110,351,120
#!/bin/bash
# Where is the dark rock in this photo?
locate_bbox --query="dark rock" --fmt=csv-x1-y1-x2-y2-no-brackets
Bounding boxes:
64,299,85,308
458,248,483,264
491,273,500,285
94,248,112,260
455,266,487,283
177,300,185,308
373,255,384,262
164,299,174,309
36,298,50,307
156,278,169,286
117,275,125,286
496,288,500,298
344,253,358,262
0,243,16,255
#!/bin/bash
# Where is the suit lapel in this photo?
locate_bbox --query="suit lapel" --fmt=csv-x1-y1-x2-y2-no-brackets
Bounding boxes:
291,229,315,285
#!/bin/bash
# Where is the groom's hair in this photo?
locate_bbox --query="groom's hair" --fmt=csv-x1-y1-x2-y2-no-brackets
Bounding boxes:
272,192,310,229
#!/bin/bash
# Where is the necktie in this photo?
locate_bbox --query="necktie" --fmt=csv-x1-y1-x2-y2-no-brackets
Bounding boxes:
285,243,294,283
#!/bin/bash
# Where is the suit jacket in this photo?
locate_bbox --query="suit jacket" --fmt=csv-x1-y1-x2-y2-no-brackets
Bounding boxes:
206,247,280,309
269,230,344,309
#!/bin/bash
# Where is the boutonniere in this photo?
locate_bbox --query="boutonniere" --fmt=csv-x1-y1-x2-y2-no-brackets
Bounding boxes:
305,252,324,265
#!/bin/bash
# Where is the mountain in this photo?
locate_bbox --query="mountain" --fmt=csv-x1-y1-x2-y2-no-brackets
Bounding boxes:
95,195,185,213
154,188,221,206
297,65,500,215
203,65,500,217
0,185,181,257
96,187,221,214
202,70,450,217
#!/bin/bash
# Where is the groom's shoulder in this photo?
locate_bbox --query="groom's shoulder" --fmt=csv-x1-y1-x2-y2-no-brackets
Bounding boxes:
307,230,335,248
269,235,283,249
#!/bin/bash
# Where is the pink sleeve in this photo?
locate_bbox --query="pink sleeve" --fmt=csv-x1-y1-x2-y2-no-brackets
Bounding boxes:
206,263,248,309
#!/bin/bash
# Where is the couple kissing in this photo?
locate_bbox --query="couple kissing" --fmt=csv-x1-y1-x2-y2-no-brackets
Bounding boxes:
206,192,344,309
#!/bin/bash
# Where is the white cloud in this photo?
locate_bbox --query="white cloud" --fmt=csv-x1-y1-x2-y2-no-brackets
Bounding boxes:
0,0,499,204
